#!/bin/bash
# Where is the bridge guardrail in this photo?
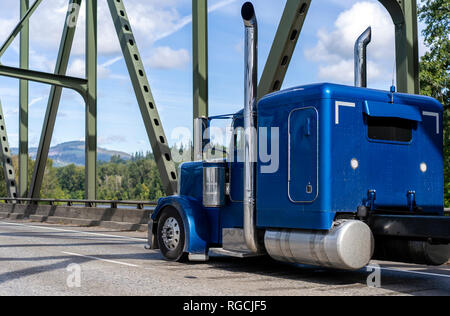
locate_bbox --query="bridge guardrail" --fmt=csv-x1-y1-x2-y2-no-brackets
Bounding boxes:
1,198,448,214
0,197,157,210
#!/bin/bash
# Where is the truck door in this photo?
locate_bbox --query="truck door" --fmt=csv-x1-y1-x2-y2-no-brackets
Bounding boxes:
289,107,318,203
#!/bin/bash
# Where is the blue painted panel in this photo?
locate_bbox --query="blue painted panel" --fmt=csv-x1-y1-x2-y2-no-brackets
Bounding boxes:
289,108,318,202
179,162,203,201
256,83,444,232
364,101,423,121
256,95,335,231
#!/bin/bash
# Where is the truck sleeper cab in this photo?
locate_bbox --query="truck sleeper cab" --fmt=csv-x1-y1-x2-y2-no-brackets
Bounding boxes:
148,2,450,270
148,82,450,269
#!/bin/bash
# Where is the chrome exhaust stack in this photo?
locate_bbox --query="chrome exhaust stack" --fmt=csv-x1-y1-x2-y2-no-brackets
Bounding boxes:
242,2,262,254
354,27,372,88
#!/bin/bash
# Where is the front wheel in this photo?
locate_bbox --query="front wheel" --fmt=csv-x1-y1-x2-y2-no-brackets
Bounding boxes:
157,207,187,262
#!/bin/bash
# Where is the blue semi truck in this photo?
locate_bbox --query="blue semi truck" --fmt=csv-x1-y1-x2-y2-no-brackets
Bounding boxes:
147,2,450,270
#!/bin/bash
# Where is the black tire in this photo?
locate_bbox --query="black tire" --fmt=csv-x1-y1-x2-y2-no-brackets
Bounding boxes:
157,207,187,262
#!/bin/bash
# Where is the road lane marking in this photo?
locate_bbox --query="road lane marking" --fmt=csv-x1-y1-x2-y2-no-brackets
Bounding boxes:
368,265,450,279
1,221,449,280
0,221,147,242
62,251,140,267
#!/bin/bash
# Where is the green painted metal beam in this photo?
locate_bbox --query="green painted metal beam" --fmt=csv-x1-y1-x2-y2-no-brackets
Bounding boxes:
19,0,29,198
0,0,43,60
85,0,97,200
0,64,87,95
0,100,18,199
379,0,419,94
29,0,82,199
400,0,419,94
107,0,178,196
258,0,311,98
193,0,208,160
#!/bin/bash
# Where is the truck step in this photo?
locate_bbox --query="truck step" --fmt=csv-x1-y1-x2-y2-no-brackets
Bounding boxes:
209,248,263,258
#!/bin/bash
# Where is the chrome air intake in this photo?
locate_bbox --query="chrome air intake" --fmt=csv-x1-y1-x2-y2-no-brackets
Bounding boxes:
354,27,372,88
265,220,374,270
242,2,262,254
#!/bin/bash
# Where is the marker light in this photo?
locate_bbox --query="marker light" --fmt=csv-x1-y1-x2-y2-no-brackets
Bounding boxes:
420,163,427,173
351,159,359,170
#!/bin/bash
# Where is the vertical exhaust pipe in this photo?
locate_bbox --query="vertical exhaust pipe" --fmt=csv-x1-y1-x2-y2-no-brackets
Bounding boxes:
354,27,372,88
242,2,262,254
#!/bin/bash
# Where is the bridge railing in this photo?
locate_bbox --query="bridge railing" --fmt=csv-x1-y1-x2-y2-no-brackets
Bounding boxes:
0,198,157,210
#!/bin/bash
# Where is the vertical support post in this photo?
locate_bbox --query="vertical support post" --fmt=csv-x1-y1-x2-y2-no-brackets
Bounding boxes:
85,0,97,200
0,101,17,199
380,0,419,94
193,0,208,161
258,0,311,99
19,0,29,198
107,0,178,195
29,0,81,199
400,0,419,94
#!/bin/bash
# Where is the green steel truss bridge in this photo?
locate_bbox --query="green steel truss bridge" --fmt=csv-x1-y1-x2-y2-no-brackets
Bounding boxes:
0,0,420,202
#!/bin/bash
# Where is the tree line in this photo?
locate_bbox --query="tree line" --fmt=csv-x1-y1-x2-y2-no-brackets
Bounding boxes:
419,0,449,207
0,152,166,201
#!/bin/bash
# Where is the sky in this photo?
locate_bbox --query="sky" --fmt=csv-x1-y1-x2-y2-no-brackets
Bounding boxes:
0,0,428,155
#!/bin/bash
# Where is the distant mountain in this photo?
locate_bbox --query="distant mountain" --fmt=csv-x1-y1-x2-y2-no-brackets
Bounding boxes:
11,141,132,167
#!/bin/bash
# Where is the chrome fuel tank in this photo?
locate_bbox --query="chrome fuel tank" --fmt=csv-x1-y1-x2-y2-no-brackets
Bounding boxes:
264,220,374,270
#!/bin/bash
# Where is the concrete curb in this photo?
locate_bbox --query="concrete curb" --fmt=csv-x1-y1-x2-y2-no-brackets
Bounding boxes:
0,204,151,232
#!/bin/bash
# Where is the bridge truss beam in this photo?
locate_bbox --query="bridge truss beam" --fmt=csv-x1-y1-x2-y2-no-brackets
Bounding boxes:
0,100,17,199
29,0,82,199
19,0,29,198
258,0,311,99
107,0,178,195
379,0,419,94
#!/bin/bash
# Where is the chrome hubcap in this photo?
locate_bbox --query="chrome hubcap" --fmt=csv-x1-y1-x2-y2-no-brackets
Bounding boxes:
161,217,181,250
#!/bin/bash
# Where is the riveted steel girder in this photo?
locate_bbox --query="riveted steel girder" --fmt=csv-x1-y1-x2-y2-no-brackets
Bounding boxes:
107,0,178,195
258,0,311,98
0,100,17,199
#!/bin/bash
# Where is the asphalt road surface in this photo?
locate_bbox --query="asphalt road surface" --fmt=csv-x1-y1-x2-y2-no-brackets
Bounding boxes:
0,219,449,296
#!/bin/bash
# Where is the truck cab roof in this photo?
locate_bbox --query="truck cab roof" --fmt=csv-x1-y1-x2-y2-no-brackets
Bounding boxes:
256,83,443,114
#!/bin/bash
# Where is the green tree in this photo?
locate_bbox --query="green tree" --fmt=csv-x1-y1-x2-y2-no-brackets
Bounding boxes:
419,0,450,207
56,164,85,199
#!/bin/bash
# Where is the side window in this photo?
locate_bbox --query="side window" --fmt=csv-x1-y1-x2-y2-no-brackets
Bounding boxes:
367,117,413,143
204,118,233,160
234,126,245,163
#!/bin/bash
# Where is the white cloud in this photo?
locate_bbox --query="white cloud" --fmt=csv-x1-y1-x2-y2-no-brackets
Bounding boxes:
147,46,190,69
99,135,127,146
29,96,44,107
305,1,396,86
67,56,125,79
317,60,381,83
